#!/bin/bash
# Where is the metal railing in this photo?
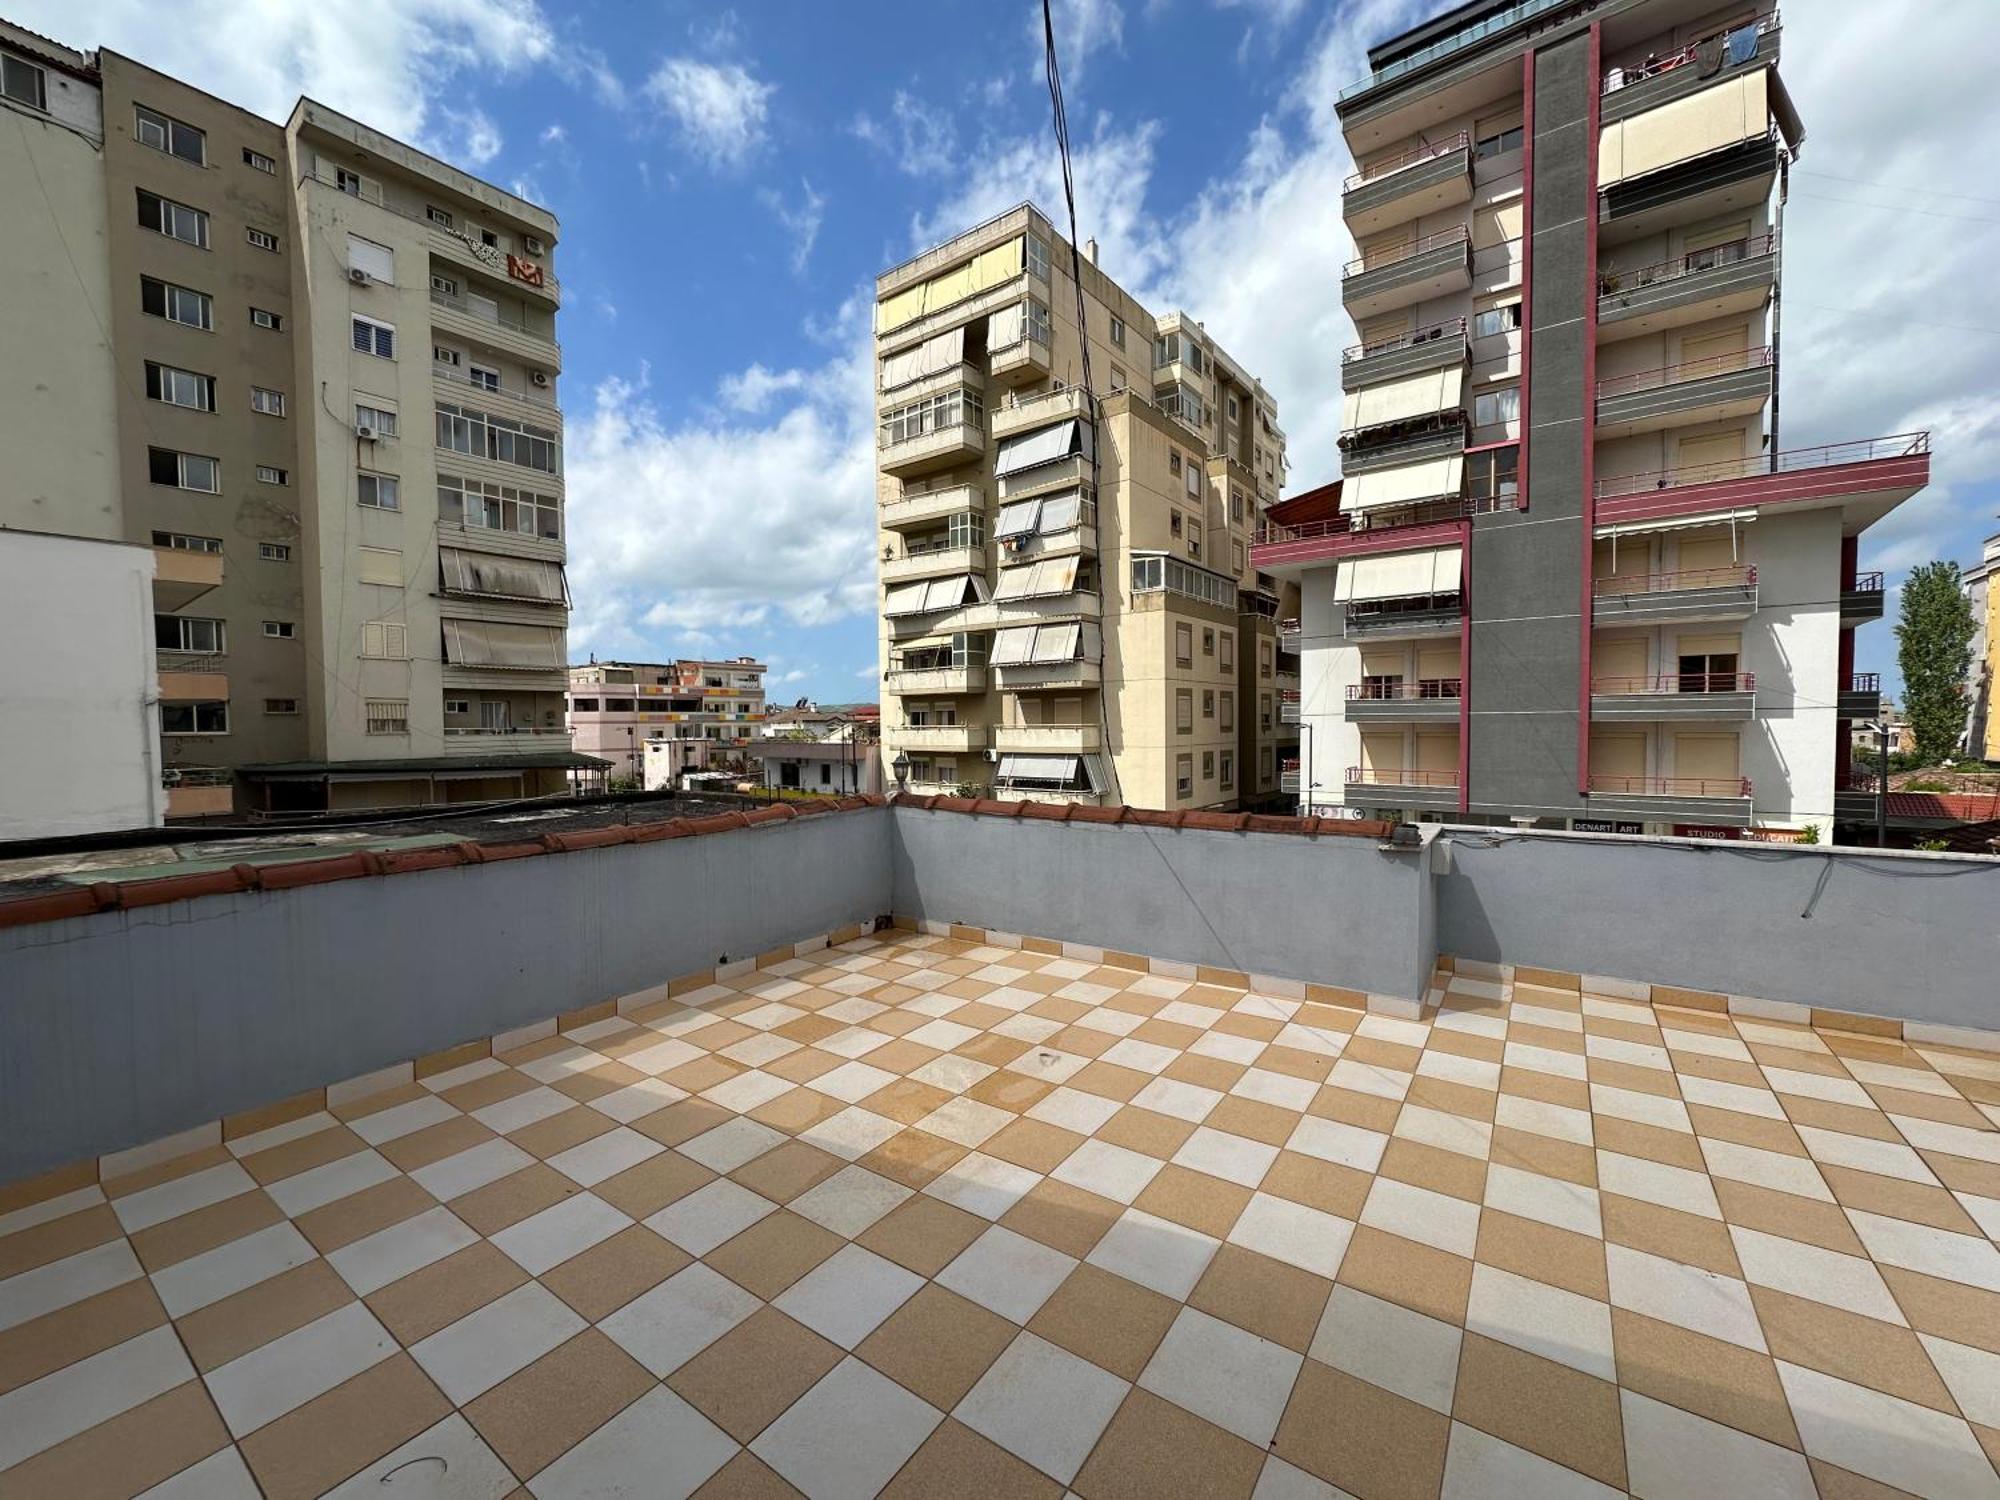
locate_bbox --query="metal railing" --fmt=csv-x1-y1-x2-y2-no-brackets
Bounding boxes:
430,288,558,348
1344,132,1470,191
1348,679,1464,700
1594,433,1928,499
162,766,231,788
1589,774,1752,798
1340,0,1574,99
1597,233,1777,297
1343,318,1467,365
1278,618,1301,637
1343,225,1470,279
1347,767,1461,788
1846,672,1882,695
1594,565,1755,596
1350,592,1464,621
1590,673,1755,695
433,361,557,410
444,726,571,737
1850,572,1885,593
1254,494,1479,546
1602,11,1780,94
1596,345,1772,400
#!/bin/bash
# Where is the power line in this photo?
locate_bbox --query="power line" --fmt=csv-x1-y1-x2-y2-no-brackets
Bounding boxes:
1789,190,2000,229
1794,169,2000,209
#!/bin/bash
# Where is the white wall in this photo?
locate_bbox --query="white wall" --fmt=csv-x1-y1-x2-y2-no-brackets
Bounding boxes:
1298,565,1360,812
1741,508,1841,826
0,531,164,837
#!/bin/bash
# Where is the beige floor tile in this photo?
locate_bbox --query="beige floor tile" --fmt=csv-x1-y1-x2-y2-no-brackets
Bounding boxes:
856,1281,1016,1409
1450,1332,1628,1490
175,1257,353,1373
1260,1150,1373,1218
1188,1243,1332,1353
1132,1164,1252,1240
437,1067,535,1114
1377,1138,1488,1202
238,1123,368,1185
376,1114,496,1173
999,1178,1121,1259
1689,1104,1805,1156
749,1081,850,1133
1751,1286,1956,1411
1778,1095,1906,1143
459,1327,650,1480
1307,1087,1403,1133
237,1352,451,1500
1027,1263,1179,1381
541,1222,689,1321
508,1104,619,1161
666,1306,843,1443
1593,1114,1709,1171
451,1163,581,1237
0,1377,230,1498
0,1203,124,1280
984,1118,1087,1174
1075,1388,1264,1500
126,1189,283,1273
1475,1209,1608,1300
1273,1359,1450,1500
1922,1150,2000,1201
693,1449,806,1499
882,1416,1063,1500
365,1240,527,1345
1335,1226,1472,1326
864,1078,958,1127
1488,1125,1596,1186
1712,1179,1866,1256
1819,1165,1980,1234
857,1195,986,1276
1407,1076,1498,1123
858,1127,967,1190
1880,1265,2000,1355
291,1176,436,1255
729,1140,845,1204
0,1279,166,1397
1203,1095,1301,1147
1069,1061,1153,1103
632,1097,737,1148
706,1210,844,1300
1601,1193,1743,1277
1806,1455,1927,1499
1611,1306,1799,1449
593,1148,716,1221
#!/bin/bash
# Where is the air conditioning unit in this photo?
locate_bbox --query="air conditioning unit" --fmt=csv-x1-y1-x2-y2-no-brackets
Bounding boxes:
347,267,371,286
984,748,999,762
530,370,550,388
355,424,378,441
523,234,546,255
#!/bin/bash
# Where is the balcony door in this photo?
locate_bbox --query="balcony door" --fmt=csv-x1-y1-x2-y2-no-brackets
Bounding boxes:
1673,431,1746,482
1672,732,1740,791
1676,634,1741,694
479,701,510,731
1591,732,1647,781
1593,636,1648,692
1360,730,1403,777
1680,324,1750,377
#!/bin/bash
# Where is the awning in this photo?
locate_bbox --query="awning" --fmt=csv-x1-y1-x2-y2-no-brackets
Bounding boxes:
440,619,564,669
1343,455,1465,511
988,302,1025,350
878,326,966,392
1594,508,1758,540
994,555,1080,600
1342,367,1465,433
995,418,1090,478
995,499,1041,539
439,547,566,603
997,754,1080,781
992,620,1094,665
884,575,988,616
1334,545,1463,602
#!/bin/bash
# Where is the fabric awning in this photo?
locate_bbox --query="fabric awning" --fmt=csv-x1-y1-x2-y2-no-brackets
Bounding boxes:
991,627,1036,666
997,754,1080,782
994,555,1080,600
878,326,966,392
1343,455,1465,511
1342,367,1465,432
1334,545,1463,602
439,548,566,603
886,576,988,616
995,499,1041,539
441,619,564,669
995,418,1089,478
1594,508,1758,540
988,302,1025,350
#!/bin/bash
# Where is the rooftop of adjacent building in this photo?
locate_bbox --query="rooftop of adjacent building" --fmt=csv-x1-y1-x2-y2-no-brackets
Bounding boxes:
1,796,1997,1496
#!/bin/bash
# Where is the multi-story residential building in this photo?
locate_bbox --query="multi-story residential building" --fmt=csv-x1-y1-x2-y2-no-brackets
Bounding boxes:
872,204,1294,808
0,21,582,820
1256,2,1928,836
567,658,768,783
1962,533,1998,762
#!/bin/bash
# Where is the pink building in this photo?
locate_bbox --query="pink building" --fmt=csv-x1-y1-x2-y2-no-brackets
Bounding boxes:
566,657,767,782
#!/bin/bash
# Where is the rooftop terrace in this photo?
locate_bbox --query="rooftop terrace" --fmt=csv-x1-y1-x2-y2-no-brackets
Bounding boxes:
1,799,1997,1497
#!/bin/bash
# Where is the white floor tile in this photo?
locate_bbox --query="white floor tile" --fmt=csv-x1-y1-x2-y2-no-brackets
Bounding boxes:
774,1243,922,1349
1226,1193,1354,1281
915,1096,1015,1149
700,1070,794,1116
1503,1041,1589,1082
1605,1243,1764,1351
1231,1068,1319,1111
922,1152,1042,1221
411,1282,585,1406
1172,1127,1280,1188
491,1191,631,1276
644,1179,776,1256
1793,1125,1936,1184
588,1078,689,1124
0,1236,141,1333
1027,1087,1123,1135
347,1094,458,1147
421,1057,506,1093
1418,1049,1501,1091
1254,1453,1355,1500
263,1148,399,1218
1889,1114,2000,1166
471,1086,575,1136
1588,1085,1691,1134
328,1205,480,1297
1325,1058,1409,1102
1596,1151,1721,1220
228,1111,342,1157
1085,1206,1219,1299
907,1054,996,1092
1441,1422,1624,1500
1845,1209,2000,1292
809,1060,899,1105
1761,1067,1871,1107
547,1126,665,1188
1727,1224,1905,1323
410,1138,535,1201
0,1325,192,1470
954,1332,1128,1485
679,1116,787,1174
531,1385,736,1500
1393,1106,1492,1161
599,1262,759,1378
1100,1038,1179,1074
1919,1334,2000,1428
1361,1178,1481,1259
1140,1306,1302,1446
1130,1076,1224,1123
1309,1284,1460,1414
207,1301,397,1437
789,1165,912,1239
1483,1161,1601,1238
819,1026,895,1061
619,1038,704,1077
151,1220,316,1316
0,1184,105,1240
323,1412,517,1499
1777,1359,2000,1499
137,1444,262,1499
1285,1117,1388,1173
1050,1138,1164,1205
798,1106,904,1162
1698,1139,1832,1203
110,1161,255,1234
936,1226,1076,1323
753,1356,942,1500
1465,1262,1615,1381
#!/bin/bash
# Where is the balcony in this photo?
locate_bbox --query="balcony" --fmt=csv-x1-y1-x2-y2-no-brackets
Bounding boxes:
1280,758,1301,794
1342,318,1469,391
885,666,988,695
1600,13,1783,126
989,331,1052,387
1841,571,1886,626
441,726,574,755
1597,234,1777,343
881,545,986,585
1834,773,1882,822
1593,434,1930,531
1278,617,1301,647
891,724,986,753
1344,766,1461,811
994,659,1101,691
1586,773,1754,826
162,766,232,820
1590,673,1756,723
302,168,560,306
151,546,223,611
1838,672,1882,719
1341,226,1471,322
993,724,1102,753
1594,347,1774,440
880,482,982,531
429,289,561,371
157,654,229,701
1593,566,1757,626
1279,689,1302,725
1598,125,1783,246
1345,680,1462,724
1346,593,1465,640
1342,131,1472,238
878,414,985,479
991,785,1105,807
432,361,560,421
1339,0,1573,106
990,385,1092,442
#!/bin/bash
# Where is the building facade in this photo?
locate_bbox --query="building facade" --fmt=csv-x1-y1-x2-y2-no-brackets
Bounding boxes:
873,204,1295,808
0,22,581,820
1962,534,1998,763
1256,1,1927,836
568,658,768,783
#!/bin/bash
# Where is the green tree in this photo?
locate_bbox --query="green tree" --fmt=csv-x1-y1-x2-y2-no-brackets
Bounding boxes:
1895,561,1977,766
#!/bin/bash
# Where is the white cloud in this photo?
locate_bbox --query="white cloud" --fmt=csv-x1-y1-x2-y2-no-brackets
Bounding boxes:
643,56,774,170
718,364,809,413
540,122,568,145
853,91,958,176
446,106,503,165
1038,0,1127,79
761,178,826,274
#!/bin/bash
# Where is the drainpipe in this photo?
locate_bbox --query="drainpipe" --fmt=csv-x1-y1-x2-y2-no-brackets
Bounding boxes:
1769,154,1787,466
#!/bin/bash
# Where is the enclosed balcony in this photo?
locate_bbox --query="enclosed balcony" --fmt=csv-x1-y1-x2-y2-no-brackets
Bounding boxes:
1590,672,1756,723
993,724,1103,753
429,288,562,371
1600,13,1783,127
1586,772,1754,826
884,665,988,695
1344,765,1461,811
1594,346,1774,439
1841,571,1886,626
1342,131,1472,238
1838,671,1881,719
1342,318,1469,391
1344,679,1462,724
1341,226,1471,322
1592,566,1757,626
1597,234,1777,344
878,376,987,479
1280,688,1301,725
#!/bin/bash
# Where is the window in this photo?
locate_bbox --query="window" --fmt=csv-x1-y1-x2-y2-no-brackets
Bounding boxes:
433,345,461,367
1171,511,1183,539
1110,365,1126,392
357,546,402,585
1202,690,1215,719
1260,746,1274,783
1187,522,1203,561
251,386,285,416
152,531,222,553
1220,691,1235,732
1185,464,1202,499
141,277,212,330
1220,750,1234,790
1220,631,1235,670
1259,642,1273,679
426,205,454,228
245,227,279,252
262,620,296,639
430,273,459,297
365,699,409,735
360,621,408,659
1474,386,1520,428
1026,234,1050,281
437,474,562,540
1177,689,1194,734
134,105,204,164
1473,301,1522,338
1230,490,1246,525
351,315,395,359
155,615,224,653
243,147,275,173
469,364,501,393
1174,622,1193,667
354,403,398,436
1109,315,1125,347
148,447,219,492
250,307,282,330
137,189,208,247
263,698,298,715
357,473,400,510
258,542,291,561
144,362,215,411
161,701,228,735
1233,541,1246,575
437,403,561,473
256,465,288,485
1176,754,1193,799
1475,111,1524,158
479,228,497,248
347,234,394,283
1202,750,1215,780
878,387,982,448
1260,692,1274,731
336,167,363,196
1467,444,1520,505
1227,394,1240,424
2,50,47,110
444,698,470,715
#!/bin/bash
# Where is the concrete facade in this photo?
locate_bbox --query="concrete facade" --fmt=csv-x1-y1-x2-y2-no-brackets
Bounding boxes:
570,658,768,783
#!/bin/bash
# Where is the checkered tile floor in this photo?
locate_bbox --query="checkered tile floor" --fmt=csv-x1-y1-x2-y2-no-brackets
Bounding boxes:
4,931,2000,1498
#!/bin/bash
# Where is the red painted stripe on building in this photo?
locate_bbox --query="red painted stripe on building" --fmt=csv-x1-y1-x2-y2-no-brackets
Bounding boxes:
1579,21,1603,799
1457,522,1473,814
1591,455,1931,526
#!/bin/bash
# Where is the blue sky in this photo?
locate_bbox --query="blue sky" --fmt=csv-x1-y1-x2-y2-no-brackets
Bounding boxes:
28,0,2000,703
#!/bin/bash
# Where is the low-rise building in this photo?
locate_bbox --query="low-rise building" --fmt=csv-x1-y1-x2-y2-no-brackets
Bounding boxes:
568,657,767,782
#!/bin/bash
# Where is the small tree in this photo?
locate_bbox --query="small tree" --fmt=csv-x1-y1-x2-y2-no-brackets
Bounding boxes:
1895,561,1976,767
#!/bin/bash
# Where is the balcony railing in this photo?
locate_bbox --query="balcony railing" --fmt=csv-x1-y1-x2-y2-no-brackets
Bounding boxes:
1594,566,1755,596
1589,774,1752,799
1339,0,1572,99
1846,672,1881,695
429,289,558,350
443,726,572,738
1344,132,1469,191
433,361,557,410
1342,318,1466,365
1590,673,1755,695
1343,225,1469,279
1596,345,1772,400
1256,493,1483,547
1350,592,1464,622
1348,679,1463,700
162,766,232,788
1597,234,1777,297
1594,433,1929,499
1851,571,1884,593
1602,11,1780,94
1347,767,1461,788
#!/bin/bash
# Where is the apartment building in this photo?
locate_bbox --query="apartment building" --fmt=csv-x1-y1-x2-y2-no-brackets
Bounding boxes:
568,658,768,783
873,204,1296,809
0,21,582,820
1255,1,1928,836
1963,533,1998,763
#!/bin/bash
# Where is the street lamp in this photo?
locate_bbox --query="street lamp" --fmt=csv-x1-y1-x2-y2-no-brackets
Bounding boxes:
1861,720,1890,848
892,751,911,795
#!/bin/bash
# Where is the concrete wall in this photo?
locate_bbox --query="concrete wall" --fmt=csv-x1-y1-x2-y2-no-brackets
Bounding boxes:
0,531,164,839
1438,828,2000,1026
889,806,1437,1005
0,808,892,1182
